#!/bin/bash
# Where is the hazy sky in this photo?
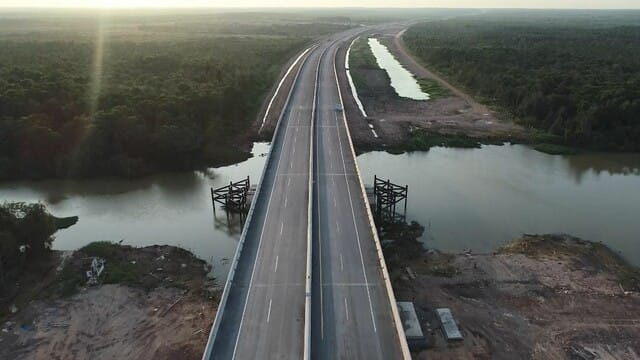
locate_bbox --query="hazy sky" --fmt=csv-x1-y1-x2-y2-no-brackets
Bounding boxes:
0,0,638,8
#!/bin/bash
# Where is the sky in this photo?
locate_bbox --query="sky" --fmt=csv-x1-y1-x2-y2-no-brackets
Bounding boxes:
0,0,638,8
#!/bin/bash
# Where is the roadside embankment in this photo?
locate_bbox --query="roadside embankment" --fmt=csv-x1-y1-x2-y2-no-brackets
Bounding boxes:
384,222,640,359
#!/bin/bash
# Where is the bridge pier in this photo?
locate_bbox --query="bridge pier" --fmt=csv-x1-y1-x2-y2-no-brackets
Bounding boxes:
369,175,409,226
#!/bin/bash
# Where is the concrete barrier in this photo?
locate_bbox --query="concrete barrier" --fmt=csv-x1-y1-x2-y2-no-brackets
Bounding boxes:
201,45,316,360
332,40,412,360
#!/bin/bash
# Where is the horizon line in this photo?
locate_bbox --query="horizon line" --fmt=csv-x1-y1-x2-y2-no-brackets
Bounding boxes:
0,6,639,10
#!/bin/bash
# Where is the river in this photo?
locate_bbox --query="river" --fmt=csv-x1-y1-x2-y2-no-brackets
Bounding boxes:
358,145,640,266
2,143,639,280
0,143,270,281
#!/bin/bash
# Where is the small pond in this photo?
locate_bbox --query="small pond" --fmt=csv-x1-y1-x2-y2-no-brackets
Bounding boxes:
368,38,429,100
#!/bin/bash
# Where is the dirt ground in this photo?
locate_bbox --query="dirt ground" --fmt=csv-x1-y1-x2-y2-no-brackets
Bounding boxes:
391,234,640,359
337,25,529,150
0,245,217,360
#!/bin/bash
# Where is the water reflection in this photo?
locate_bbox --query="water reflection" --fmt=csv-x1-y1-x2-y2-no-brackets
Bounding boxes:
0,143,270,282
358,144,640,266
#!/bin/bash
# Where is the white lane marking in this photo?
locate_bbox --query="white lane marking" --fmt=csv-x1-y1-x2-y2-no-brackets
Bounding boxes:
290,159,293,169
334,68,378,333
267,298,273,323
333,196,337,207
312,49,325,342
287,178,291,187
231,72,299,359
292,147,296,156
275,255,279,273
340,254,344,271
345,297,349,321
280,221,284,235
285,195,288,208
336,221,340,233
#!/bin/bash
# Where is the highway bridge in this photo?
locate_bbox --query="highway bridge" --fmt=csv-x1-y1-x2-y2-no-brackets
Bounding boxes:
202,28,410,360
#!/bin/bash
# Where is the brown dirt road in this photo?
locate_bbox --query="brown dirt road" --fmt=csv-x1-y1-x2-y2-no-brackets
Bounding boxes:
392,28,490,115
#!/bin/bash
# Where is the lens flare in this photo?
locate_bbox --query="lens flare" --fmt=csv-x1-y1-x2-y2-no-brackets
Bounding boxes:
88,14,106,119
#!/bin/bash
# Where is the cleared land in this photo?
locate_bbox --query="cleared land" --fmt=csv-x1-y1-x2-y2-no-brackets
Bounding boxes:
387,232,640,359
0,244,217,360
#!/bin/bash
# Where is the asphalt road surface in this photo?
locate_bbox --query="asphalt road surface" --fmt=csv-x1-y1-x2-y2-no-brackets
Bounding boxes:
310,37,405,359
206,28,405,359
208,43,318,359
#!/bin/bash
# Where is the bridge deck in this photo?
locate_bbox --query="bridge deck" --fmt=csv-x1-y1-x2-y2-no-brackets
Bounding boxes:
310,39,405,360
203,28,408,360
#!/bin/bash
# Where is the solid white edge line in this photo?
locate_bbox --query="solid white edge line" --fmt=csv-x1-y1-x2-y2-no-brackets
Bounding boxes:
259,48,312,134
304,42,328,360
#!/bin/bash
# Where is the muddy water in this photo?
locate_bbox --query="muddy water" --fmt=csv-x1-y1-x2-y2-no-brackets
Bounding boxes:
368,38,429,100
0,143,270,281
357,145,640,266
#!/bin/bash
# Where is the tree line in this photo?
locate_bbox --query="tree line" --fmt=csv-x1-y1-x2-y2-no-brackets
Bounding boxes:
404,16,640,151
0,36,306,180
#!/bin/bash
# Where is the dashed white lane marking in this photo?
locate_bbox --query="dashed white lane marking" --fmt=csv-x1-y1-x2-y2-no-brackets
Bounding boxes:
340,254,344,271
280,221,284,235
345,297,349,321
267,298,273,323
284,195,288,208
336,221,340,233
287,178,292,186
274,256,279,273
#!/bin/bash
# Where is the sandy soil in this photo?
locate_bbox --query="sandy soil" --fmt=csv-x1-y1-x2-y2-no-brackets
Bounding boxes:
391,235,640,359
0,245,217,360
337,25,529,149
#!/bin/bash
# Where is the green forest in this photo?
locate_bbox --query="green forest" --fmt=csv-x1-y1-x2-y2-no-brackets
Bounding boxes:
0,12,344,180
404,12,640,151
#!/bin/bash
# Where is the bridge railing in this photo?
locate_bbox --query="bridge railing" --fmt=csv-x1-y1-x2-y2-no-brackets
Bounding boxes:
201,45,315,360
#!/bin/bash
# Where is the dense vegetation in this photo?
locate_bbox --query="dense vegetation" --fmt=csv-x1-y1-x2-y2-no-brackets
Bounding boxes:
0,203,56,287
0,13,335,180
404,12,640,151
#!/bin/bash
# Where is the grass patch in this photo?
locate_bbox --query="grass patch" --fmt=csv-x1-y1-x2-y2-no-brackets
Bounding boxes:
349,36,379,70
533,143,580,155
417,78,451,99
50,242,210,298
399,130,505,152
